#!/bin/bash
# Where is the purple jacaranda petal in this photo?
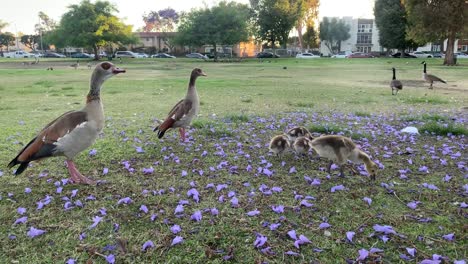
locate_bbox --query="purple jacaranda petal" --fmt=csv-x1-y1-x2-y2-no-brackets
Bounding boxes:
319,222,331,229
170,224,181,234
285,250,300,256
89,149,97,156
25,187,31,193
419,260,441,264
105,254,115,264
422,183,439,190
71,189,78,198
142,167,154,174
300,199,314,207
419,166,429,173
370,248,384,253
263,168,273,176
171,236,184,246
99,208,107,216
14,216,27,225
102,168,109,175
331,185,345,192
141,240,154,251
254,234,267,248
89,216,103,229
187,188,200,203
363,197,372,206
400,254,412,260
443,174,452,182
269,223,281,231
17,207,27,215
311,178,321,186
117,197,132,205
460,202,468,208
289,166,296,174
271,205,284,214
247,210,260,216
442,233,454,241
140,205,149,214
299,234,311,243
174,205,184,214
260,246,275,256
272,186,282,192
66,258,76,264
135,146,144,153
406,247,416,257
358,249,369,261
373,224,397,235
287,230,297,240
230,197,239,207
191,211,202,222
216,184,228,192
56,187,63,193
454,260,466,264
79,232,86,240
150,214,158,221
27,227,46,238
407,201,420,210
381,235,389,243
346,231,355,242
75,200,83,207
9,234,16,240
181,170,188,177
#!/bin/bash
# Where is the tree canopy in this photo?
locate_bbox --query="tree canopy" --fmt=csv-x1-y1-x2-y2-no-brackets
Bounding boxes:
50,0,137,59
250,0,303,48
175,1,251,60
405,0,468,65
20,35,40,51
142,8,179,32
0,32,15,54
0,20,9,33
295,0,320,50
319,17,350,54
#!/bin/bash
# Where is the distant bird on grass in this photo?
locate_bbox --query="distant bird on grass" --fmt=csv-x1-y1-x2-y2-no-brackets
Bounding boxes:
8,62,125,184
70,60,79,70
154,68,207,142
390,67,403,95
421,61,446,89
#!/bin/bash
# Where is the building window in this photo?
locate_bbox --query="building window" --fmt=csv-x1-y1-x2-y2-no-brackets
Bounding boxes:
358,24,372,33
432,44,441,52
357,35,371,44
146,38,150,42
357,46,371,53
462,45,468,51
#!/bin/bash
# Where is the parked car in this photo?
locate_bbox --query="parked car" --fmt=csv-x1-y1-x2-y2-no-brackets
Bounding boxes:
296,53,320,59
29,51,44,57
136,52,149,58
256,52,279,58
390,52,417,58
43,52,66,58
114,51,137,58
71,52,93,58
98,51,107,58
3,50,35,58
346,52,374,58
152,53,176,58
409,51,433,58
186,53,208,59
331,51,351,58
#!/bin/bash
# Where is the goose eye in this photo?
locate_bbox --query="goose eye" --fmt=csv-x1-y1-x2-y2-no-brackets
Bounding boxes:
101,62,111,70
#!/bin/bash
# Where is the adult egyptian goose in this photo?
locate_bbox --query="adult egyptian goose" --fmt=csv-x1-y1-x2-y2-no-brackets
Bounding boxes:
154,68,207,141
269,134,290,157
70,60,79,70
390,67,403,95
286,126,311,143
310,135,378,180
421,61,446,89
8,62,125,184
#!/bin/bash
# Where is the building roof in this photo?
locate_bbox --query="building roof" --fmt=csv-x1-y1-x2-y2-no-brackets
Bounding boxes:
136,32,177,37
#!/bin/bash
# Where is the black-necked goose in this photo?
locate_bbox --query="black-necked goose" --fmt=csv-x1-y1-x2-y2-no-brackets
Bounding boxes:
310,135,378,180
8,62,125,184
154,68,207,141
269,134,290,157
421,61,446,89
390,67,403,95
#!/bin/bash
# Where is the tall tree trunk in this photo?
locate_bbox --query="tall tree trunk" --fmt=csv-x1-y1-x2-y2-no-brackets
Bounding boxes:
93,45,99,61
296,21,303,51
444,31,456,66
400,49,404,58
213,43,218,62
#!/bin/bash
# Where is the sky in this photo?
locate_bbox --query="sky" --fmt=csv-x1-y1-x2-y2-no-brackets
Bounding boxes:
1,0,375,35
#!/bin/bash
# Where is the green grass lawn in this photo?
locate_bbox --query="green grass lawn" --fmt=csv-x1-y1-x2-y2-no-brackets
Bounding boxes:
0,57,467,263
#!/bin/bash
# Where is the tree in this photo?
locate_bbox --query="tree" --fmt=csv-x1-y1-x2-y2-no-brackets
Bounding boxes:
50,0,137,59
142,8,179,32
175,1,251,60
250,0,303,48
405,0,468,65
295,0,319,50
34,12,57,51
0,32,15,55
302,26,318,49
0,20,9,33
20,35,40,51
319,17,350,54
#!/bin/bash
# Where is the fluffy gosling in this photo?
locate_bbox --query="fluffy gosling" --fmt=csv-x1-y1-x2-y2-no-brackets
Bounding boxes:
269,134,290,157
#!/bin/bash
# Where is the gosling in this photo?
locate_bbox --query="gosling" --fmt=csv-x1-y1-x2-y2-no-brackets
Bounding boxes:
293,135,314,156
286,126,311,142
310,135,378,180
269,134,290,157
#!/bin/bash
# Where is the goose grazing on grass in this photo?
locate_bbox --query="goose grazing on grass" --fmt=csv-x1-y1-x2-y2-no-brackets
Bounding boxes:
390,67,403,95
70,60,79,70
421,61,446,89
8,62,125,184
269,134,290,157
286,126,311,143
154,68,207,142
293,135,314,156
310,135,378,180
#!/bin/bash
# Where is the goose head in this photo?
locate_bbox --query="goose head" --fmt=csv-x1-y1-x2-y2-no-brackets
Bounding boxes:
192,68,207,78
94,61,126,81
365,161,379,180
420,61,426,65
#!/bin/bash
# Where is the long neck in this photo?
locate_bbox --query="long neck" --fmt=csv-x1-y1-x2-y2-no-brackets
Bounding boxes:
357,150,371,164
392,69,396,80
87,72,104,102
423,63,426,74
187,74,198,96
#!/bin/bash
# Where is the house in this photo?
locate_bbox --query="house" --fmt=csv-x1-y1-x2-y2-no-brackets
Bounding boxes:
319,17,382,56
132,32,185,54
416,39,468,53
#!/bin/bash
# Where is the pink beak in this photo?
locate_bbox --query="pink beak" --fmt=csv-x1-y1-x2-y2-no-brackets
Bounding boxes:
112,67,126,74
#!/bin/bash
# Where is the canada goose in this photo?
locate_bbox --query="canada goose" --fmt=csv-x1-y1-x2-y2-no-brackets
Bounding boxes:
154,68,207,142
286,126,311,143
8,62,125,184
421,61,446,89
293,136,314,155
269,134,290,157
390,68,403,95
310,135,378,180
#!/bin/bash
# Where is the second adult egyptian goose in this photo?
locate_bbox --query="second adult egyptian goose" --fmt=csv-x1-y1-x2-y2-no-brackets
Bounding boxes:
154,68,207,141
310,135,378,180
390,67,403,95
8,62,125,184
421,61,446,89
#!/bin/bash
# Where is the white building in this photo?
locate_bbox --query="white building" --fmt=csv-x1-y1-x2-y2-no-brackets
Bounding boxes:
320,17,382,56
